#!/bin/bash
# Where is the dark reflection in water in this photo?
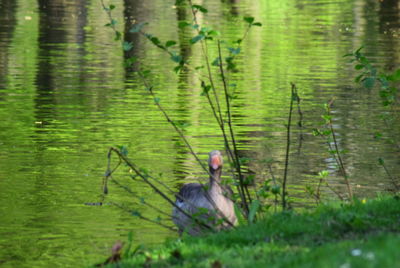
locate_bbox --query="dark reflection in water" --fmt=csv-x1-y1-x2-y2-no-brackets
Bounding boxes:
0,0,17,88
0,0,399,267
123,0,142,72
35,0,88,127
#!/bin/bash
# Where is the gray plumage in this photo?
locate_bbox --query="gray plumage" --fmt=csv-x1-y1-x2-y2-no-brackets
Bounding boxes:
172,150,237,235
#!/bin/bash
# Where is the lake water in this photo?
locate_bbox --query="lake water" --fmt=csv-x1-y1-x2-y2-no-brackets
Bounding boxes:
0,0,399,266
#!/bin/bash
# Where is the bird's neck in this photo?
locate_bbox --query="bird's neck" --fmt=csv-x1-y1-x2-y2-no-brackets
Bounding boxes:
209,168,222,190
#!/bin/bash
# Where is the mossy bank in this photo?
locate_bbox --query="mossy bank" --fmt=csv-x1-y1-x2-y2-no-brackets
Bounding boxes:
98,195,400,267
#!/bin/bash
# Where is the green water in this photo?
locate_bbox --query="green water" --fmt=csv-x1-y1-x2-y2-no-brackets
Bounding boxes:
0,0,399,266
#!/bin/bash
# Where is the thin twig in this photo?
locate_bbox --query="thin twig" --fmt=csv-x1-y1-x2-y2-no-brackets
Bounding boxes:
293,86,304,152
380,159,400,191
138,71,210,176
282,83,295,209
110,178,174,219
217,40,251,213
111,201,177,232
107,147,216,231
326,101,353,200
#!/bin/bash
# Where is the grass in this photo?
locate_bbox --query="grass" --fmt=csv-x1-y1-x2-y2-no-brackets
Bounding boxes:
98,195,400,267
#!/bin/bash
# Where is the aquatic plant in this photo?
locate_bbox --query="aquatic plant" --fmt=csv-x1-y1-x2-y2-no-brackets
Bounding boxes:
345,48,400,192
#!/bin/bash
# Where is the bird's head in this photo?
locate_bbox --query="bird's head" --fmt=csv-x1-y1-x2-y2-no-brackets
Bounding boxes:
208,150,223,171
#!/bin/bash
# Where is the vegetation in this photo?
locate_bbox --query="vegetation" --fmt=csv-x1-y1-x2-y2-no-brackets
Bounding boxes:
96,195,400,267
97,0,400,266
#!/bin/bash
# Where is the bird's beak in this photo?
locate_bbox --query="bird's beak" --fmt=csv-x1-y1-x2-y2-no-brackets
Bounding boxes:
211,155,221,170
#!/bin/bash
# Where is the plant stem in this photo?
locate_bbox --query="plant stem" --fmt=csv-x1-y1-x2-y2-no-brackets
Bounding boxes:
282,83,295,209
187,0,224,126
326,102,353,200
380,159,399,191
217,41,251,213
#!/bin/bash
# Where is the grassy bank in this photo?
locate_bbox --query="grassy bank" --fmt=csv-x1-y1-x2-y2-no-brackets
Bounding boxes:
100,195,400,267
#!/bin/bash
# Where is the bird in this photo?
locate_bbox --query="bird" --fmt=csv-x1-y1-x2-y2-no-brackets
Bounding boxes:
172,150,237,235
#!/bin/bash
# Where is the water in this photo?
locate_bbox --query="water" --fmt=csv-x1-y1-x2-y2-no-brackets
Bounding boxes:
0,0,399,266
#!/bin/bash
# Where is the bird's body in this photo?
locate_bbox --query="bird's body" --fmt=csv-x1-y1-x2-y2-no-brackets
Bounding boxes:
172,150,237,235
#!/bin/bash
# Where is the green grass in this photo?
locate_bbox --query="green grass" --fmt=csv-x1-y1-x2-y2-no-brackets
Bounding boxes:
100,195,400,267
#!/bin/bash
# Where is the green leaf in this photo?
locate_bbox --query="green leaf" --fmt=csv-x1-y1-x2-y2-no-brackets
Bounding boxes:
305,185,314,195
124,56,137,67
252,22,262,27
378,157,385,165
132,210,141,217
321,130,332,136
355,64,364,70
355,46,364,55
174,65,183,73
244,16,255,24
328,149,338,155
359,56,369,65
248,200,260,224
176,121,191,129
117,145,129,156
271,185,280,195
312,129,322,136
130,22,147,33
374,132,382,140
149,36,161,46
363,77,375,89
154,97,160,104
109,4,116,10
322,114,332,121
178,21,191,29
318,170,329,178
114,31,121,41
190,34,205,44
378,76,389,88
244,175,255,185
234,204,246,226
141,70,151,78
200,81,212,96
123,231,134,258
123,41,133,51
225,56,235,69
165,40,177,47
171,53,182,63
192,4,208,13
355,73,364,83
207,30,220,36
387,69,400,81
228,47,241,55
212,57,220,66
